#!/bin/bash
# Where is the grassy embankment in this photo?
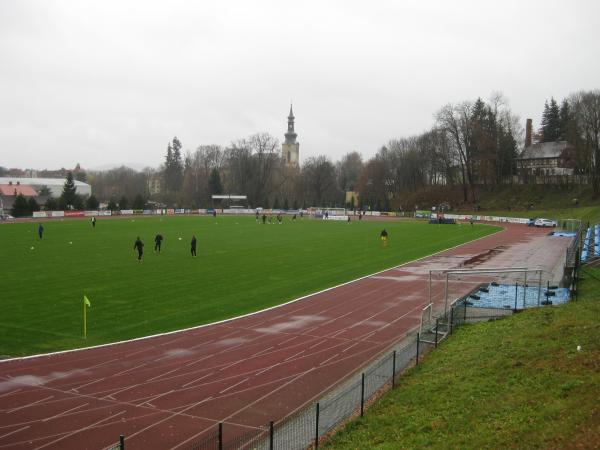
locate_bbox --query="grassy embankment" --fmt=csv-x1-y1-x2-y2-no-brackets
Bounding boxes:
324,268,600,449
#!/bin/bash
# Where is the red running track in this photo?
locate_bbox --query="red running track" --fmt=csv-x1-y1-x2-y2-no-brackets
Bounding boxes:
0,224,571,449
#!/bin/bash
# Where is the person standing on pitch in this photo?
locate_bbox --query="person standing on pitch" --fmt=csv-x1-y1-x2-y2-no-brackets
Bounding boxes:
133,236,144,262
91,216,96,228
154,233,163,252
38,223,44,239
380,229,388,246
191,235,197,257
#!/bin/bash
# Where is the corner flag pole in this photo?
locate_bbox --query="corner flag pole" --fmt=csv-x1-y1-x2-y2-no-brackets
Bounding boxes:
83,295,91,338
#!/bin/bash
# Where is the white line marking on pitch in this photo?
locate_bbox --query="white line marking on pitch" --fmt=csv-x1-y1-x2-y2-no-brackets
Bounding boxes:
70,378,105,392
0,425,30,440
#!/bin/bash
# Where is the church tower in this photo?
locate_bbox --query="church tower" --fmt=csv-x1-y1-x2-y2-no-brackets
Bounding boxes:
282,104,300,167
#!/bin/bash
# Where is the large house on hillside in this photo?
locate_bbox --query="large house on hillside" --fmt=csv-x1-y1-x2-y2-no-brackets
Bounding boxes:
516,141,576,176
516,118,575,177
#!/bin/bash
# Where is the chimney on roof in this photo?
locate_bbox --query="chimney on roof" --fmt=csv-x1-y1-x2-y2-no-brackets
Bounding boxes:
525,119,532,148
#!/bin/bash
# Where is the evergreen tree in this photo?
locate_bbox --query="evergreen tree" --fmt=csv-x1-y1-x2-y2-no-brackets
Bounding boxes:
208,168,223,196
293,199,298,210
559,99,571,141
539,101,550,141
164,137,184,193
547,98,561,141
283,198,289,210
119,196,129,209
73,195,84,210
540,98,561,142
44,197,58,211
107,197,118,211
273,197,280,209
86,194,100,210
11,193,30,217
60,171,77,208
132,194,146,210
27,197,40,213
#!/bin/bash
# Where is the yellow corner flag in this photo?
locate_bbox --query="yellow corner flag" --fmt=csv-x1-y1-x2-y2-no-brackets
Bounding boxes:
83,295,91,338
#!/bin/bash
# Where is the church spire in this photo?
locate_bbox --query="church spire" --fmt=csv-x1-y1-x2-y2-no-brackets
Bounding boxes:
285,103,297,144
282,103,299,166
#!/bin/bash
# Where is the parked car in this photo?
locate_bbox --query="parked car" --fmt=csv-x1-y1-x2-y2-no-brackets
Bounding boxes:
527,218,537,226
534,218,557,227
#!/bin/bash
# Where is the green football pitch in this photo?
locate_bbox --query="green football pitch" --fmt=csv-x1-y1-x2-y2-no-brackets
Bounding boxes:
0,216,499,357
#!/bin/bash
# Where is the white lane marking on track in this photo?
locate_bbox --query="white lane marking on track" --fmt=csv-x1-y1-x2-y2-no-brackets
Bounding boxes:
0,388,21,399
309,339,326,350
42,403,89,422
252,346,274,357
218,361,239,371
113,363,147,377
255,364,278,376
6,396,54,413
319,354,339,366
0,425,30,440
33,410,127,450
146,368,179,382
219,377,249,394
70,378,105,393
182,371,214,388
125,396,213,443
284,350,305,362
138,390,175,408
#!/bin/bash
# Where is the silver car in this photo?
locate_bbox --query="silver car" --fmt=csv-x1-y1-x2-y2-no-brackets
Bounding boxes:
534,218,557,227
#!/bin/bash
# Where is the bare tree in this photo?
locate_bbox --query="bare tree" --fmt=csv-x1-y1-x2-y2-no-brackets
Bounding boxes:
336,152,363,192
436,102,476,202
301,156,340,206
571,90,600,193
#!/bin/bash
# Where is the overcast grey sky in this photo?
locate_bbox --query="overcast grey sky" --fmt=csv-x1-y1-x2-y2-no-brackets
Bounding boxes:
1,0,598,170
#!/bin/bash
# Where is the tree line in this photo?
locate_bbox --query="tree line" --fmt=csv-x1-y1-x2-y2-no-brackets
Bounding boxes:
5,89,599,213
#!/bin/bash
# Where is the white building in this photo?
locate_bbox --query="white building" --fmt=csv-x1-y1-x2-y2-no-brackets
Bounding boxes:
0,177,92,198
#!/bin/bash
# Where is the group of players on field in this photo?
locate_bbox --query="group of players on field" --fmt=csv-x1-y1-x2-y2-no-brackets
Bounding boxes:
36,215,390,262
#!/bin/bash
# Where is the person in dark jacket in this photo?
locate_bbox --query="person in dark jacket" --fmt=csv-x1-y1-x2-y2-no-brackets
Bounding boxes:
154,234,163,252
191,235,197,257
133,236,144,262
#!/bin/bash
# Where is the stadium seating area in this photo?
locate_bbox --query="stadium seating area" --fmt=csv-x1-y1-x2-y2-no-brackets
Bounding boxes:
580,225,599,262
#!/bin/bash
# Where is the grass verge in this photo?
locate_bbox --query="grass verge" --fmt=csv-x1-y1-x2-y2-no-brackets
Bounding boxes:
324,268,600,449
